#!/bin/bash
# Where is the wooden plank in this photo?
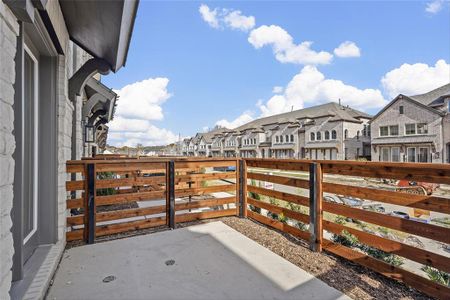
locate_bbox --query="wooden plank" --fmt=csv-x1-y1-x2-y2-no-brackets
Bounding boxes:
175,208,236,223
175,172,236,183
67,214,84,226
96,176,166,188
65,180,84,191
323,181,450,214
66,163,85,174
323,201,450,244
247,172,309,189
247,197,309,224
95,162,167,172
95,205,167,223
247,210,310,241
323,220,450,273
66,229,84,241
95,216,167,237
322,239,450,300
246,159,310,172
247,185,309,207
175,197,236,211
66,198,84,209
175,184,236,197
175,160,237,169
310,163,323,252
320,161,450,184
242,160,248,217
96,190,166,206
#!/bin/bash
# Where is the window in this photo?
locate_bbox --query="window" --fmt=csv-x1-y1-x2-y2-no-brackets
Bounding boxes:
391,147,400,162
389,125,399,136
325,131,330,140
399,106,404,114
362,125,366,136
310,132,315,141
381,147,390,162
280,135,283,143
356,131,360,140
275,136,279,143
418,147,429,163
317,132,322,140
344,129,348,139
380,126,389,136
331,130,337,140
417,123,428,134
407,147,416,162
405,123,415,135
285,135,289,143
253,138,256,144
290,134,294,142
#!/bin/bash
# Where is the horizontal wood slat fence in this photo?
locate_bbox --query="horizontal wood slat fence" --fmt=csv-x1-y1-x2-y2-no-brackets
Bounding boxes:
66,157,450,299
65,158,238,243
244,158,450,299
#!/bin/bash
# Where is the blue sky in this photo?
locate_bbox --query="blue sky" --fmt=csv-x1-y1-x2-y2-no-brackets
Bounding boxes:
104,1,450,146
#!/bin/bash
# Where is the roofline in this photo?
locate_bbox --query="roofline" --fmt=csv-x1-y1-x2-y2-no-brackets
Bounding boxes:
370,94,445,123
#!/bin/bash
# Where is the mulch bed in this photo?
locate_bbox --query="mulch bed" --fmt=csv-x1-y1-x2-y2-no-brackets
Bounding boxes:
66,216,432,299
220,217,432,300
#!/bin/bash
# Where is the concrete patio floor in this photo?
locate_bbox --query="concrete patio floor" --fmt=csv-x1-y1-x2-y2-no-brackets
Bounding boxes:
47,222,349,300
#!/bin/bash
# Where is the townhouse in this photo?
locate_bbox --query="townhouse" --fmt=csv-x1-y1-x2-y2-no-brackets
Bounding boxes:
371,84,450,163
182,102,371,160
0,1,138,298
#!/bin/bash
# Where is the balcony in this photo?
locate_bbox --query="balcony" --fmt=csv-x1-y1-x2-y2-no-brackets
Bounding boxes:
53,157,449,299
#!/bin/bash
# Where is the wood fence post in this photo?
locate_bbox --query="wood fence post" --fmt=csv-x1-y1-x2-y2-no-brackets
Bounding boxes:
86,163,96,244
309,162,323,252
238,159,248,218
167,160,175,229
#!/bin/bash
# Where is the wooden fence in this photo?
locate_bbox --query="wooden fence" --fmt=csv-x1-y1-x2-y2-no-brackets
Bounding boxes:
244,158,450,299
65,158,238,243
66,157,450,299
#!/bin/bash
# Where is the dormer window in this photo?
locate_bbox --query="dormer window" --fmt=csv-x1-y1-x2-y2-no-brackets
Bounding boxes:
290,134,294,142
280,135,283,143
310,132,315,141
331,130,337,140
325,131,330,140
276,136,279,143
317,132,322,141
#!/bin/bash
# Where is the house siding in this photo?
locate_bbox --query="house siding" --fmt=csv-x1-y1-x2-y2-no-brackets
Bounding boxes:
0,3,18,298
371,98,443,163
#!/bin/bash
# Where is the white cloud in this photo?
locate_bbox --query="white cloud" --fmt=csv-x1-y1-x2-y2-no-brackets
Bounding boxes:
113,78,171,120
381,59,450,98
199,4,219,28
426,0,445,14
216,112,254,129
258,65,387,116
333,41,361,58
224,10,255,31
108,77,178,147
272,86,284,94
199,4,255,31
248,25,333,65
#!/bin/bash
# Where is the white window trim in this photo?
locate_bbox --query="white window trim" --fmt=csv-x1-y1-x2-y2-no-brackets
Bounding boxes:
23,43,39,245
404,123,428,136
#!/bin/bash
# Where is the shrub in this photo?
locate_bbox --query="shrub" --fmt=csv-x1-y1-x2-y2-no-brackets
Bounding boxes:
422,266,449,286
97,172,117,196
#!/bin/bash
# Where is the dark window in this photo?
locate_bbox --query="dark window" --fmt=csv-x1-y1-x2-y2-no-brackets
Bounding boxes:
325,131,330,140
399,106,404,114
317,132,322,140
310,132,315,141
331,130,337,139
290,134,294,142
344,129,348,139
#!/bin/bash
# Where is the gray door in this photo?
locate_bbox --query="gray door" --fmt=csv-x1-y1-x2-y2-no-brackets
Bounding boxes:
23,46,39,262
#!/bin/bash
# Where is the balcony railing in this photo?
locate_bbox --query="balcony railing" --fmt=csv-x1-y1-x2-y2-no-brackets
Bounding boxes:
65,157,450,299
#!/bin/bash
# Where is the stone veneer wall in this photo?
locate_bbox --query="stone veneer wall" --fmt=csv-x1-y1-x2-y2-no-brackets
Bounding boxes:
0,2,18,298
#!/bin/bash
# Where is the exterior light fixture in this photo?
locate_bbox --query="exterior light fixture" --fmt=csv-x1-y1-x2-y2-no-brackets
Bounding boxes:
85,124,95,143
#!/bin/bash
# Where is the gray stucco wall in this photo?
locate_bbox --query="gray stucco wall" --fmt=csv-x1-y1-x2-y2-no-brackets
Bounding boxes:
0,2,18,298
